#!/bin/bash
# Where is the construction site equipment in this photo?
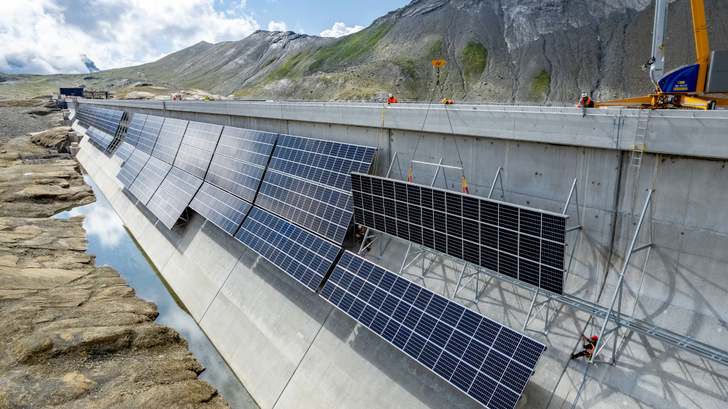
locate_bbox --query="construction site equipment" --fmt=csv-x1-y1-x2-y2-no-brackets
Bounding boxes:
597,0,728,110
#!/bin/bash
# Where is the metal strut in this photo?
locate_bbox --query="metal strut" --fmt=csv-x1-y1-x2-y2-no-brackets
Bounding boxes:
523,179,583,334
589,190,654,365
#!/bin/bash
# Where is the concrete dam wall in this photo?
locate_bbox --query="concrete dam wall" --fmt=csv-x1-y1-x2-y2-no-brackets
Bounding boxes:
74,100,728,409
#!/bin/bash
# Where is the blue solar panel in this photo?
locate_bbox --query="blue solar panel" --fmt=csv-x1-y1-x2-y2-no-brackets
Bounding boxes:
121,114,148,148
256,135,376,244
351,173,568,294
135,115,165,155
181,121,223,151
270,134,376,191
152,118,188,164
235,207,341,292
321,251,546,409
171,121,224,178
256,170,354,244
190,182,252,236
147,168,204,229
206,154,266,203
128,156,172,205
117,149,150,188
115,142,135,162
85,126,114,150
214,127,277,167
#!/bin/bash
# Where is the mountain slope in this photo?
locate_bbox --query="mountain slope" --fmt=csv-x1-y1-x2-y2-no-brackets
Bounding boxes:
3,0,728,103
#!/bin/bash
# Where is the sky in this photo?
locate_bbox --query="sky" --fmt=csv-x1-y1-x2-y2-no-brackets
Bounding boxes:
0,0,411,75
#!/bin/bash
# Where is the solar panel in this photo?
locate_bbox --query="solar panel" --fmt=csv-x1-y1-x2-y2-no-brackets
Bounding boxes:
85,126,114,150
115,142,135,162
256,135,376,244
351,173,568,295
152,118,188,164
204,127,277,201
173,121,223,179
235,207,341,292
147,168,204,229
270,134,376,191
128,156,172,205
120,114,148,148
117,149,150,188
135,115,165,155
321,251,546,409
256,170,354,244
190,182,252,236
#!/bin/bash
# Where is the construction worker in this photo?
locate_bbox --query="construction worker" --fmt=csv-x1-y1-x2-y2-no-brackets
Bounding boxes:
387,93,398,104
577,92,594,108
570,334,598,360
443,99,453,104
205,96,210,101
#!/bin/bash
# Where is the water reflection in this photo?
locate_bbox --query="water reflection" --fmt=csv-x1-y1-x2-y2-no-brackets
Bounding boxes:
53,174,257,409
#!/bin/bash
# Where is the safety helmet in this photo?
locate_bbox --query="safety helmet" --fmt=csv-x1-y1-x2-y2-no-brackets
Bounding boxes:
389,93,393,98
581,91,588,99
591,335,598,341
443,99,448,103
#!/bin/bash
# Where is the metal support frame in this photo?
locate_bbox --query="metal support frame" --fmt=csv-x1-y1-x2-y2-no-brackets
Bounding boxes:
488,167,505,200
589,190,654,365
523,179,583,334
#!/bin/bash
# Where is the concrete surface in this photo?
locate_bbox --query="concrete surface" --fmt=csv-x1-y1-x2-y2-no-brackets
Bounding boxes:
74,101,728,409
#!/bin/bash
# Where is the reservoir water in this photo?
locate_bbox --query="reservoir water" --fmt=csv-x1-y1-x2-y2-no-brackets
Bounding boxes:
53,174,258,409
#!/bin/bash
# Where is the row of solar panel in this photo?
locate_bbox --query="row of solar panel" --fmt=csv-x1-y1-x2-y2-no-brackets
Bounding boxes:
75,105,124,137
80,108,546,409
350,173,569,295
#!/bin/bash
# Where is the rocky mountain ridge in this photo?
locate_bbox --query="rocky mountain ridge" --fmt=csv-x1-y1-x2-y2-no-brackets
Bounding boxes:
2,0,727,103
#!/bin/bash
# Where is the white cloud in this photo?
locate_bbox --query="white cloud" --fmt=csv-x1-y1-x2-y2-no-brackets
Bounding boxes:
320,22,364,38
0,0,260,75
268,21,288,32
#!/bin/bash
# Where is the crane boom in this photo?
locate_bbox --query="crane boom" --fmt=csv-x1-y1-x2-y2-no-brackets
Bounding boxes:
649,0,668,89
691,0,710,93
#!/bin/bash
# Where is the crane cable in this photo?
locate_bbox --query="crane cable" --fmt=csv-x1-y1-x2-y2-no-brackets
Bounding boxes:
442,102,469,193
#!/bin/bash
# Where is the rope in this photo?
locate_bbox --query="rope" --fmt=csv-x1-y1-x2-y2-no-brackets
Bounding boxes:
442,103,469,193
408,69,441,182
569,363,592,409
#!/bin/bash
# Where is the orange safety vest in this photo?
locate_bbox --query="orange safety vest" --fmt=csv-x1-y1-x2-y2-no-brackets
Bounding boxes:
579,97,591,108
586,340,596,354
387,96,398,104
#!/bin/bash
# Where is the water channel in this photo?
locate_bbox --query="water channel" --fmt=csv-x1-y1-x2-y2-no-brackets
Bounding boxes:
53,173,258,409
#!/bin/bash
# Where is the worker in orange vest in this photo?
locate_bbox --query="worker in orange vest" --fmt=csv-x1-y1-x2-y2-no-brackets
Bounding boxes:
443,99,453,104
570,334,598,360
577,91,594,108
387,93,398,104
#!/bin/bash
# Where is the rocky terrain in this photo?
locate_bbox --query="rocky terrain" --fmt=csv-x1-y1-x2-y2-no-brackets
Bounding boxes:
0,100,232,408
1,0,728,103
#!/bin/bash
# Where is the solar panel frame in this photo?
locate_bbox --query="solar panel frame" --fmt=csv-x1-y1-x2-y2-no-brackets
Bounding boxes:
351,173,568,295
190,182,253,236
235,207,341,292
321,251,546,409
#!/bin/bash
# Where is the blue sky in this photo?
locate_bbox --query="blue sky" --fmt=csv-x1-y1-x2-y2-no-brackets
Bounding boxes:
0,0,411,75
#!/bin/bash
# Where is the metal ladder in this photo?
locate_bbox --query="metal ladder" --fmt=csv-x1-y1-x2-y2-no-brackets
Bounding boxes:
631,109,650,168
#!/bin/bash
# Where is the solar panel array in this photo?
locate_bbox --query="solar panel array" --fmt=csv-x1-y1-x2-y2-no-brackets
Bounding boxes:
322,251,546,409
115,114,148,162
350,173,568,294
235,207,341,291
80,106,549,407
256,134,376,244
75,105,125,151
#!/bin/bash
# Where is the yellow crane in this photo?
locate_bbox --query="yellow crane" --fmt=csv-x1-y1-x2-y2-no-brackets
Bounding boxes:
597,0,728,109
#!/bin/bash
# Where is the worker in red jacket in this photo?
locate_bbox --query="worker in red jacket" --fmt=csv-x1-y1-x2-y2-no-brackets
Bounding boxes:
387,93,398,104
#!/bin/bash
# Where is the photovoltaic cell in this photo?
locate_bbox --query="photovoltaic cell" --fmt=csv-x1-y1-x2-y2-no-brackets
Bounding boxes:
235,207,341,292
215,127,277,167
351,173,568,295
135,115,165,155
128,156,172,205
181,121,223,151
190,182,252,236
85,126,114,149
321,251,546,409
172,121,224,179
123,113,147,148
117,149,150,188
115,142,135,162
257,134,376,244
152,118,188,164
147,167,204,229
